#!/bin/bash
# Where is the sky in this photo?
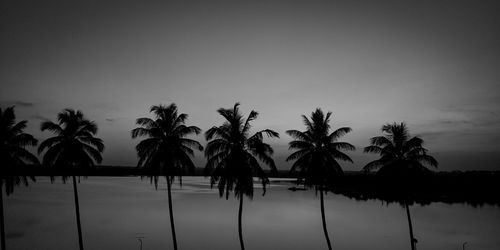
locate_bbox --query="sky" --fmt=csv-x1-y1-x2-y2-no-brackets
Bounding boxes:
1,0,499,171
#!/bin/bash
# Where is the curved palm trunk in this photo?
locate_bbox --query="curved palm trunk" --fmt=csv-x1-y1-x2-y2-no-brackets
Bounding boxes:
320,188,332,250
1,183,6,250
405,203,416,250
238,196,245,250
72,176,84,250
166,176,178,250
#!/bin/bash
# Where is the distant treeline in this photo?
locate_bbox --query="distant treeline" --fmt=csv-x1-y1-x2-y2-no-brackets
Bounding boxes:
4,166,500,206
329,171,500,207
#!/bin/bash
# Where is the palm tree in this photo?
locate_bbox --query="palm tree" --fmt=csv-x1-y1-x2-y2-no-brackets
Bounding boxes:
286,108,355,250
204,103,278,250
363,122,438,250
0,106,39,250
131,104,203,250
38,109,104,250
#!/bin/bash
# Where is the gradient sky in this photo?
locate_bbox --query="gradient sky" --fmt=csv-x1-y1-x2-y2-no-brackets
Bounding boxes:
1,0,499,171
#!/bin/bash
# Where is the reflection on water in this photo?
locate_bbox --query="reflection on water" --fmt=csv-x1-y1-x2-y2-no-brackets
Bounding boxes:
4,177,500,250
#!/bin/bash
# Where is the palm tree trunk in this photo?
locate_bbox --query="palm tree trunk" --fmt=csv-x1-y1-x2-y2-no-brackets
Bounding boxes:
166,176,178,250
0,183,6,250
72,176,84,250
320,188,332,250
405,202,416,250
238,195,245,250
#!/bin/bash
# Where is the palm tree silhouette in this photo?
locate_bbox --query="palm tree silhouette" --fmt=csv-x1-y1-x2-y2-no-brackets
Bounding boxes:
131,104,203,250
204,103,279,250
0,106,39,250
363,122,438,250
38,109,104,250
286,108,355,250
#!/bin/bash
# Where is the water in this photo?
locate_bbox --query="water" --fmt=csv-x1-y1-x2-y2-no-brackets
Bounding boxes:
4,177,500,250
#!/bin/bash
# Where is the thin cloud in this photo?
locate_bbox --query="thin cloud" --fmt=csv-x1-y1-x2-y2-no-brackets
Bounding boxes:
0,100,35,107
31,114,50,121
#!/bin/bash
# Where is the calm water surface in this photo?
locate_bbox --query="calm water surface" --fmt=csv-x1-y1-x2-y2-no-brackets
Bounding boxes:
4,177,500,250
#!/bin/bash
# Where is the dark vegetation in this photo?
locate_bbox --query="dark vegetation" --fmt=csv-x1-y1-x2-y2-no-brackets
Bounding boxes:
286,108,355,250
204,103,279,250
38,109,105,250
4,166,499,206
360,122,439,250
131,104,203,250
2,104,500,250
330,170,500,207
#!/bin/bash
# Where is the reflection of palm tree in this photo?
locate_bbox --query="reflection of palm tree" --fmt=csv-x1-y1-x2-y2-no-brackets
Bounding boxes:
39,109,104,250
363,122,438,250
131,104,203,250
204,103,278,250
286,108,355,250
0,106,39,250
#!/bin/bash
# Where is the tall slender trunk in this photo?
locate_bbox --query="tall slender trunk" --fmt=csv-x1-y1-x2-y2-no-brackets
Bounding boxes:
0,183,6,250
238,195,245,250
72,176,84,250
405,202,416,250
320,188,332,250
166,176,178,250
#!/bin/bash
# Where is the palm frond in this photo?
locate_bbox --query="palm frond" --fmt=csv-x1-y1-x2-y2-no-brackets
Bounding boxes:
0,106,16,128
79,136,104,152
205,126,229,141
253,129,279,139
175,149,197,175
249,146,277,173
286,130,312,142
328,127,352,141
180,138,204,151
41,143,64,167
286,148,311,161
248,155,270,195
362,160,385,172
328,149,354,163
204,151,229,175
9,120,27,135
205,139,230,158
289,152,312,173
10,147,40,165
364,145,383,154
77,120,98,135
40,121,63,134
175,125,202,137
38,136,64,154
81,143,103,164
412,154,438,168
331,142,355,151
242,110,258,134
136,117,156,128
174,113,188,127
288,140,313,150
131,127,154,138
403,136,424,151
11,133,38,148
370,136,392,147
301,115,313,131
